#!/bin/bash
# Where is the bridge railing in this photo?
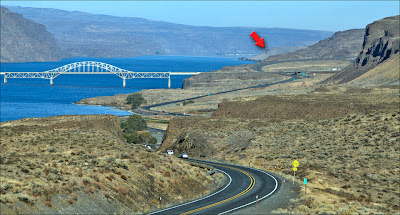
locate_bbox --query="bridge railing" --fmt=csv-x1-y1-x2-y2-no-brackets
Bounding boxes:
1,61,201,88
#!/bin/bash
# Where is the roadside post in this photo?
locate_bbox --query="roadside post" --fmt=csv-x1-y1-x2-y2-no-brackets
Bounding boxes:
159,196,162,208
283,180,285,190
256,195,258,208
292,160,300,184
304,178,307,195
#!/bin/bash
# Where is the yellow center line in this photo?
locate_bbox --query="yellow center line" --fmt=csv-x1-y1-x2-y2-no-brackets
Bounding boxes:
179,162,255,215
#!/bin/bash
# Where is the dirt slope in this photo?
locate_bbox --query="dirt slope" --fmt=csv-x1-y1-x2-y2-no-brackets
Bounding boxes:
0,115,213,214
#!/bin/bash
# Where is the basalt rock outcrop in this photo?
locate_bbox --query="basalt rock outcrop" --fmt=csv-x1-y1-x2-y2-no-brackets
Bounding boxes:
0,7,61,63
324,15,399,84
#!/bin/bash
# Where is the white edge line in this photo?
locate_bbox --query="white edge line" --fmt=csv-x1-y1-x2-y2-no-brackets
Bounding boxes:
148,169,233,215
218,166,279,215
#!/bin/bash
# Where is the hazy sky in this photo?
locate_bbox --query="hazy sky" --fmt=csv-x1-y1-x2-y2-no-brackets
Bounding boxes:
2,1,399,31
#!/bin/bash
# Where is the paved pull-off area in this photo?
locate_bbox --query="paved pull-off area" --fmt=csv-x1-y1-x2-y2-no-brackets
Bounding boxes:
149,159,295,215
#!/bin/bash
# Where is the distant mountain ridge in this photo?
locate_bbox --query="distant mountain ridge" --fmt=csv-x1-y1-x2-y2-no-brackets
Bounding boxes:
263,29,365,62
5,6,333,59
0,7,61,63
324,15,400,85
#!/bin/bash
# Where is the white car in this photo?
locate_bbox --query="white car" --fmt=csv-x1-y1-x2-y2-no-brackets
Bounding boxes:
167,150,174,155
181,153,189,159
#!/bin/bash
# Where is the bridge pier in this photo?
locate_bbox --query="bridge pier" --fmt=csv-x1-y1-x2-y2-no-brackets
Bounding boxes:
122,78,126,87
4,75,6,84
50,78,53,85
168,75,171,89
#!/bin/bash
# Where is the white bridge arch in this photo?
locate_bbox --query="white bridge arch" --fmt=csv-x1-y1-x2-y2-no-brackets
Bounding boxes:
1,61,201,88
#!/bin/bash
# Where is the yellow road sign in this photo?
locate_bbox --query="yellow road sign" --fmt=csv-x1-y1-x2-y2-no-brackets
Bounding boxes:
292,160,300,167
293,167,297,171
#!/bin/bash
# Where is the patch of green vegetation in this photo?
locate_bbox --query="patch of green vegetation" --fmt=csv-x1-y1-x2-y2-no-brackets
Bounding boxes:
126,93,146,109
121,115,156,144
139,132,157,145
122,115,147,131
123,129,140,144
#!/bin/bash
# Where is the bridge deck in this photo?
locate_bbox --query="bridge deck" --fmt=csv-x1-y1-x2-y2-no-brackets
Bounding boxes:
1,72,200,75
1,61,202,88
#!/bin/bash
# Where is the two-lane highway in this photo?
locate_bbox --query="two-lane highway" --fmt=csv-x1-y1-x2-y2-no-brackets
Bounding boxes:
149,159,279,215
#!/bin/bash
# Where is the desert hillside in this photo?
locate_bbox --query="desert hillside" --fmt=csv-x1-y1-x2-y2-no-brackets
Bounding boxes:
0,115,215,214
347,54,400,86
0,7,61,63
181,28,366,89
324,15,400,85
264,29,365,62
159,86,400,214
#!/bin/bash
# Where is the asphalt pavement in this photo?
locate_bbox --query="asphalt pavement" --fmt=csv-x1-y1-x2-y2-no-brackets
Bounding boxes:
149,159,279,215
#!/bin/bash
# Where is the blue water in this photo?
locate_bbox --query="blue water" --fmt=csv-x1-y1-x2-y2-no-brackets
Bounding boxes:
0,56,252,122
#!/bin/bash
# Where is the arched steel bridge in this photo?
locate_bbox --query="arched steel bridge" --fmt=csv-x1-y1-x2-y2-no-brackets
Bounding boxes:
0,61,201,88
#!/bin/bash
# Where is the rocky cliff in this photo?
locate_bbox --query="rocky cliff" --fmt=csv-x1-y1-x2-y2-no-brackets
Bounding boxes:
264,29,365,62
324,15,400,84
0,7,61,63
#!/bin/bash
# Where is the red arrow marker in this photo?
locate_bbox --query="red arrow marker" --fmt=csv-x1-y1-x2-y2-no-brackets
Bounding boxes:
250,31,265,48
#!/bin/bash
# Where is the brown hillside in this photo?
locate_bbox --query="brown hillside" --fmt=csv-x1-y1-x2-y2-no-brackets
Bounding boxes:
0,115,214,214
159,87,400,214
265,29,365,62
348,54,400,86
324,15,400,85
212,87,399,120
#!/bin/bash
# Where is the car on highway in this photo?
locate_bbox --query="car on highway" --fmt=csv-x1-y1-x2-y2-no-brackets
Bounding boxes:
180,153,189,159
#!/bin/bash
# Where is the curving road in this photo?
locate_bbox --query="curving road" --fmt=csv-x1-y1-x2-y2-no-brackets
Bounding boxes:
149,159,279,215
